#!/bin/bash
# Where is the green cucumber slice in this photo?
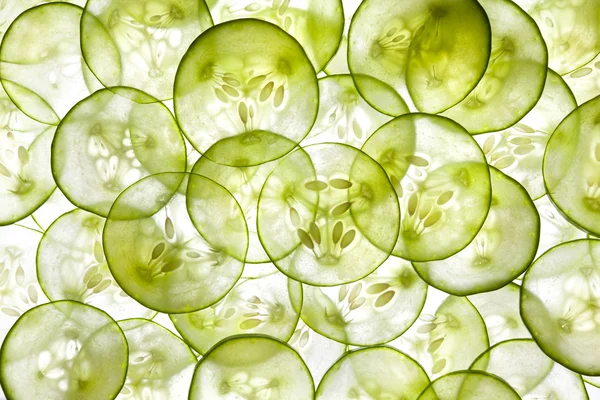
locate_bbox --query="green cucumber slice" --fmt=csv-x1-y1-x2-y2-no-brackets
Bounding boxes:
257,143,400,286
362,113,491,261
316,347,430,399
323,0,362,74
565,55,600,105
0,301,128,400
521,239,600,375
543,96,600,236
471,339,588,399
348,0,491,113
417,370,520,400
117,319,197,398
170,272,301,354
37,209,155,320
300,255,427,346
475,69,577,200
103,172,247,313
413,167,540,296
173,19,318,167
189,335,314,399
51,86,187,217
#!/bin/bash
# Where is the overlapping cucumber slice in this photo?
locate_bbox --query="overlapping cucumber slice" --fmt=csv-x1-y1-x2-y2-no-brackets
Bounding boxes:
417,370,520,400
565,54,600,105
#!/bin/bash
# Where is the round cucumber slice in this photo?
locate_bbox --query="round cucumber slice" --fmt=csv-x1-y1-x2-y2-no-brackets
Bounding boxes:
117,319,197,399
257,143,400,286
189,335,314,399
81,0,213,100
475,69,577,200
417,370,520,400
0,3,91,125
51,86,186,217
348,0,491,114
173,19,318,167
300,255,427,346
543,95,600,236
103,172,247,313
521,239,600,375
362,113,491,262
37,208,155,321
565,54,600,105
316,347,430,400
413,167,540,296
170,272,301,354
471,339,588,399
0,301,128,400
206,0,343,72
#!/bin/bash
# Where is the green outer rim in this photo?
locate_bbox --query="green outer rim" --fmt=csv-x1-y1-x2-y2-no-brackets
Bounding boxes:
0,185,57,228
188,333,315,400
348,74,410,118
314,0,345,73
416,369,521,399
0,300,129,400
584,376,600,389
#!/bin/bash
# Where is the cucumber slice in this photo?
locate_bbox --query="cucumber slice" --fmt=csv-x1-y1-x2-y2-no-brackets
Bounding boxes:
417,370,520,400
543,96,600,236
565,54,600,105
189,335,314,399
521,239,600,375
323,0,362,74
300,255,427,346
81,0,213,100
471,339,588,399
206,0,343,72
30,189,76,231
170,272,301,354
37,209,155,321
117,319,197,399
316,347,430,399
348,0,491,113
173,19,318,167
0,3,90,125
441,0,548,134
51,86,187,217
103,172,247,313
413,167,540,296
257,143,400,286
475,69,577,200
0,301,128,400
362,114,491,262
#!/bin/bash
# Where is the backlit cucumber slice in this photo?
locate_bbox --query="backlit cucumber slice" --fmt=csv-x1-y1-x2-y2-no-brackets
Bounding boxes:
0,301,128,400
417,370,520,400
413,167,540,296
51,87,186,217
189,335,314,399
323,0,362,74
174,19,318,166
362,113,491,261
316,347,430,400
565,55,600,105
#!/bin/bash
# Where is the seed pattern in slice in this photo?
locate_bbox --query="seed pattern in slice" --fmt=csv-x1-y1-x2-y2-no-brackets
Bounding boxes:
417,370,521,400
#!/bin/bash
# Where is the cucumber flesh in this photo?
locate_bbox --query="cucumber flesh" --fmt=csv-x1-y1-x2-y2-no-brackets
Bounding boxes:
565,54,600,105
417,370,521,400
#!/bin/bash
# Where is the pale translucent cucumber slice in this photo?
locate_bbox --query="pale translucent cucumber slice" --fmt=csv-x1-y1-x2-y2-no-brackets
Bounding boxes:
441,0,548,134
413,167,539,295
37,209,155,321
417,370,520,400
565,55,600,105
0,301,128,400
471,339,588,399
475,69,577,200
174,19,318,166
352,74,413,117
316,347,430,399
103,172,247,313
348,0,491,113
300,255,427,346
116,319,197,399
189,335,314,399
521,239,600,375
362,114,491,261
52,86,187,217
0,3,91,124
323,0,362,74
257,143,400,285
543,96,600,236
170,272,301,354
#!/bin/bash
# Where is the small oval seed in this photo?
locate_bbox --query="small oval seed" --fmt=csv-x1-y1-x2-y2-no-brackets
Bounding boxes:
494,156,515,169
93,241,104,263
366,283,390,294
86,274,103,289
482,136,495,154
214,88,228,103
93,279,111,293
238,102,248,124
28,285,38,303
431,358,447,374
304,180,328,191
406,155,429,167
340,229,356,249
416,323,437,334
332,221,343,244
338,284,348,302
375,290,395,307
2,308,20,317
273,85,285,107
348,282,362,303
161,261,182,273
352,120,363,139
187,251,201,258
509,137,532,145
513,145,535,155
329,179,353,189
259,81,275,102
309,222,321,244
17,146,29,164
15,266,24,286
350,297,366,310
222,85,239,97
224,308,236,318
570,67,593,78
248,74,266,86
240,319,262,330
289,207,301,226
223,76,241,86
297,229,314,250
427,337,445,354
407,193,418,215
299,331,309,347
436,191,454,205
0,163,10,177
165,217,175,239
513,123,535,133
151,242,166,260
424,209,442,227
331,202,352,216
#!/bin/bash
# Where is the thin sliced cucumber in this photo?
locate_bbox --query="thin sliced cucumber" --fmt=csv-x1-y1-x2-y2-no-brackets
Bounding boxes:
413,167,540,296
51,86,187,217
362,113,491,262
189,335,314,399
417,370,520,400
323,0,362,74
521,239,600,375
352,74,411,117
316,347,430,399
565,54,600,105
174,19,318,166
0,300,128,400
